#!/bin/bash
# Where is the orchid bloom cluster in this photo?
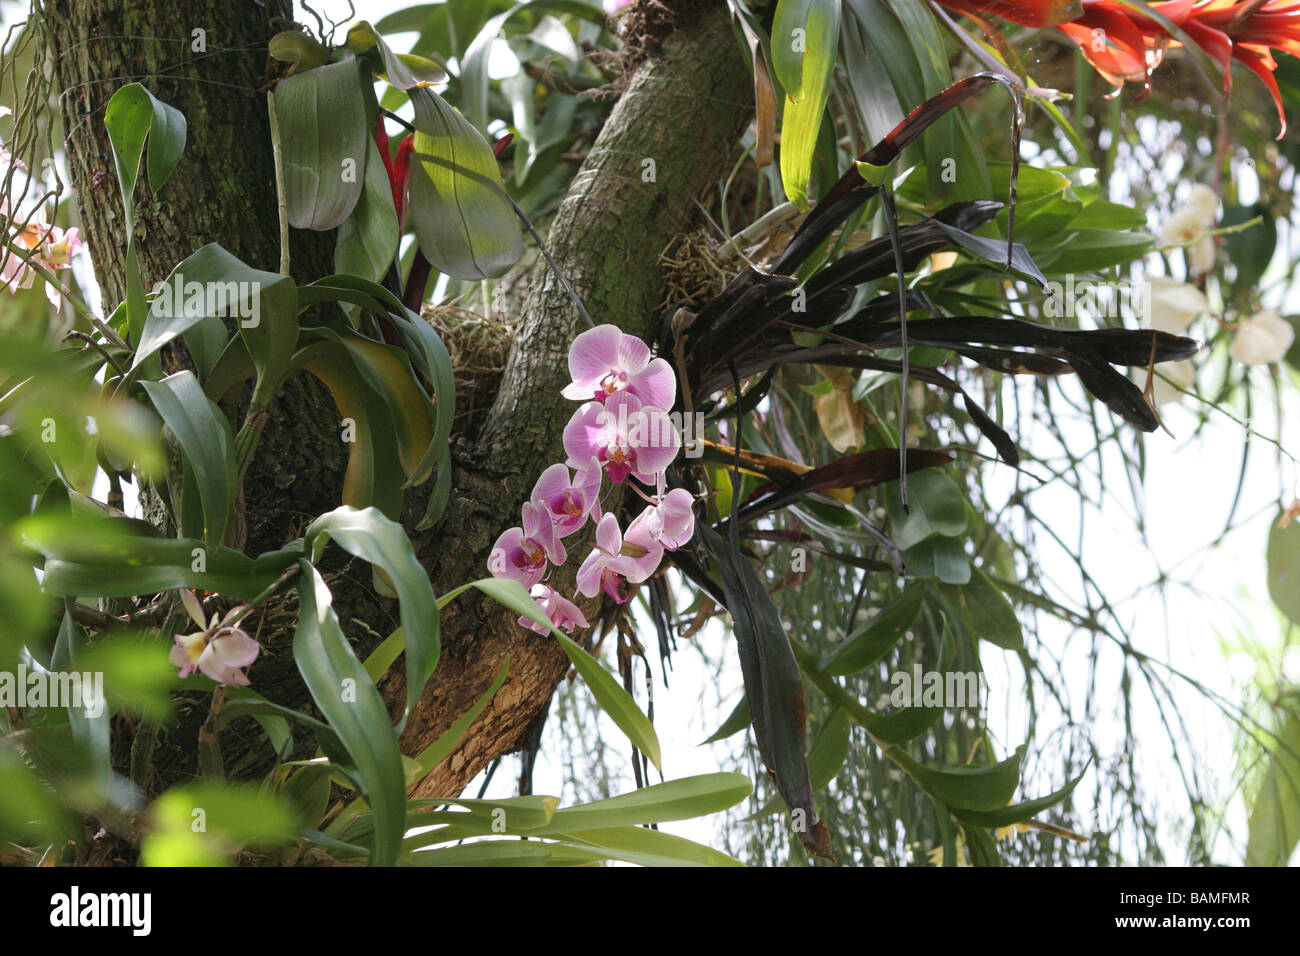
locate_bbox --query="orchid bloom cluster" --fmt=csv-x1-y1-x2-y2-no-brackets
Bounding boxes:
169,589,261,686
488,324,696,635
0,108,84,304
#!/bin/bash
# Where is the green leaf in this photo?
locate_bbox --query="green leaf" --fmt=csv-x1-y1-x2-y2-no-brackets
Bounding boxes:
346,20,448,89
893,745,1026,812
1223,204,1277,291
952,764,1090,828
444,576,662,770
822,586,925,676
21,514,297,599
141,372,236,549
538,774,753,832
104,82,186,227
305,507,440,730
335,137,400,284
773,0,841,207
552,825,745,867
1246,709,1300,866
885,470,968,550
901,535,971,585
1267,511,1300,628
280,763,335,829
407,85,522,279
142,781,297,866
274,54,368,230
293,561,406,866
77,631,178,725
807,707,851,790
701,696,750,744
298,341,404,518
1034,228,1154,274
460,1,605,132
941,566,1024,651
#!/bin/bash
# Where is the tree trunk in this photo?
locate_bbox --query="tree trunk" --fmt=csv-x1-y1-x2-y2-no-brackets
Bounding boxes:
42,0,751,813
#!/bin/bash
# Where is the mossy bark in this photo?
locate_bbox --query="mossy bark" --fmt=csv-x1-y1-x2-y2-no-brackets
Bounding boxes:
42,0,751,817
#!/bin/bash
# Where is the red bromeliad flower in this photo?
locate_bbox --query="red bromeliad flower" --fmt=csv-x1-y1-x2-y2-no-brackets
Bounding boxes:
373,122,415,230
938,0,1300,136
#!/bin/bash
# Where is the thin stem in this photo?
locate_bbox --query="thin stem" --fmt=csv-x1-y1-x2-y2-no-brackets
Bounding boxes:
268,91,290,276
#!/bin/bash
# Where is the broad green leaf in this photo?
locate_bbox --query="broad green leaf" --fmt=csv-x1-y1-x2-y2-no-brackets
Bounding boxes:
808,707,851,790
892,745,1026,812
50,610,110,791
280,763,335,829
443,576,662,769
774,0,841,207
141,371,236,549
952,764,1090,828
553,825,744,867
901,535,971,585
305,507,440,730
335,137,400,284
104,82,187,226
347,20,448,89
407,85,522,279
538,773,753,833
298,341,405,517
275,54,368,230
1266,511,1300,628
885,470,968,550
822,586,924,676
405,840,593,866
142,782,297,866
21,513,297,599
293,561,406,866
1034,228,1154,273
76,632,177,725
941,566,1024,651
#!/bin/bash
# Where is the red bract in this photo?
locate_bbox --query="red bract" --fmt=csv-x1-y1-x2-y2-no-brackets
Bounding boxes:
939,0,1300,136
372,123,414,230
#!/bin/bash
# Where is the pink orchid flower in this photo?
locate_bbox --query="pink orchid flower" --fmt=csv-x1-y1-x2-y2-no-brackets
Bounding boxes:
628,487,696,551
576,513,664,603
531,458,602,538
518,583,590,636
563,391,680,484
169,599,261,687
561,323,677,410
489,501,564,587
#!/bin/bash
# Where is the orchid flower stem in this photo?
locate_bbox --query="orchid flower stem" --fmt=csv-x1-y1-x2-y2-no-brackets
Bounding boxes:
197,685,227,778
267,91,290,276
